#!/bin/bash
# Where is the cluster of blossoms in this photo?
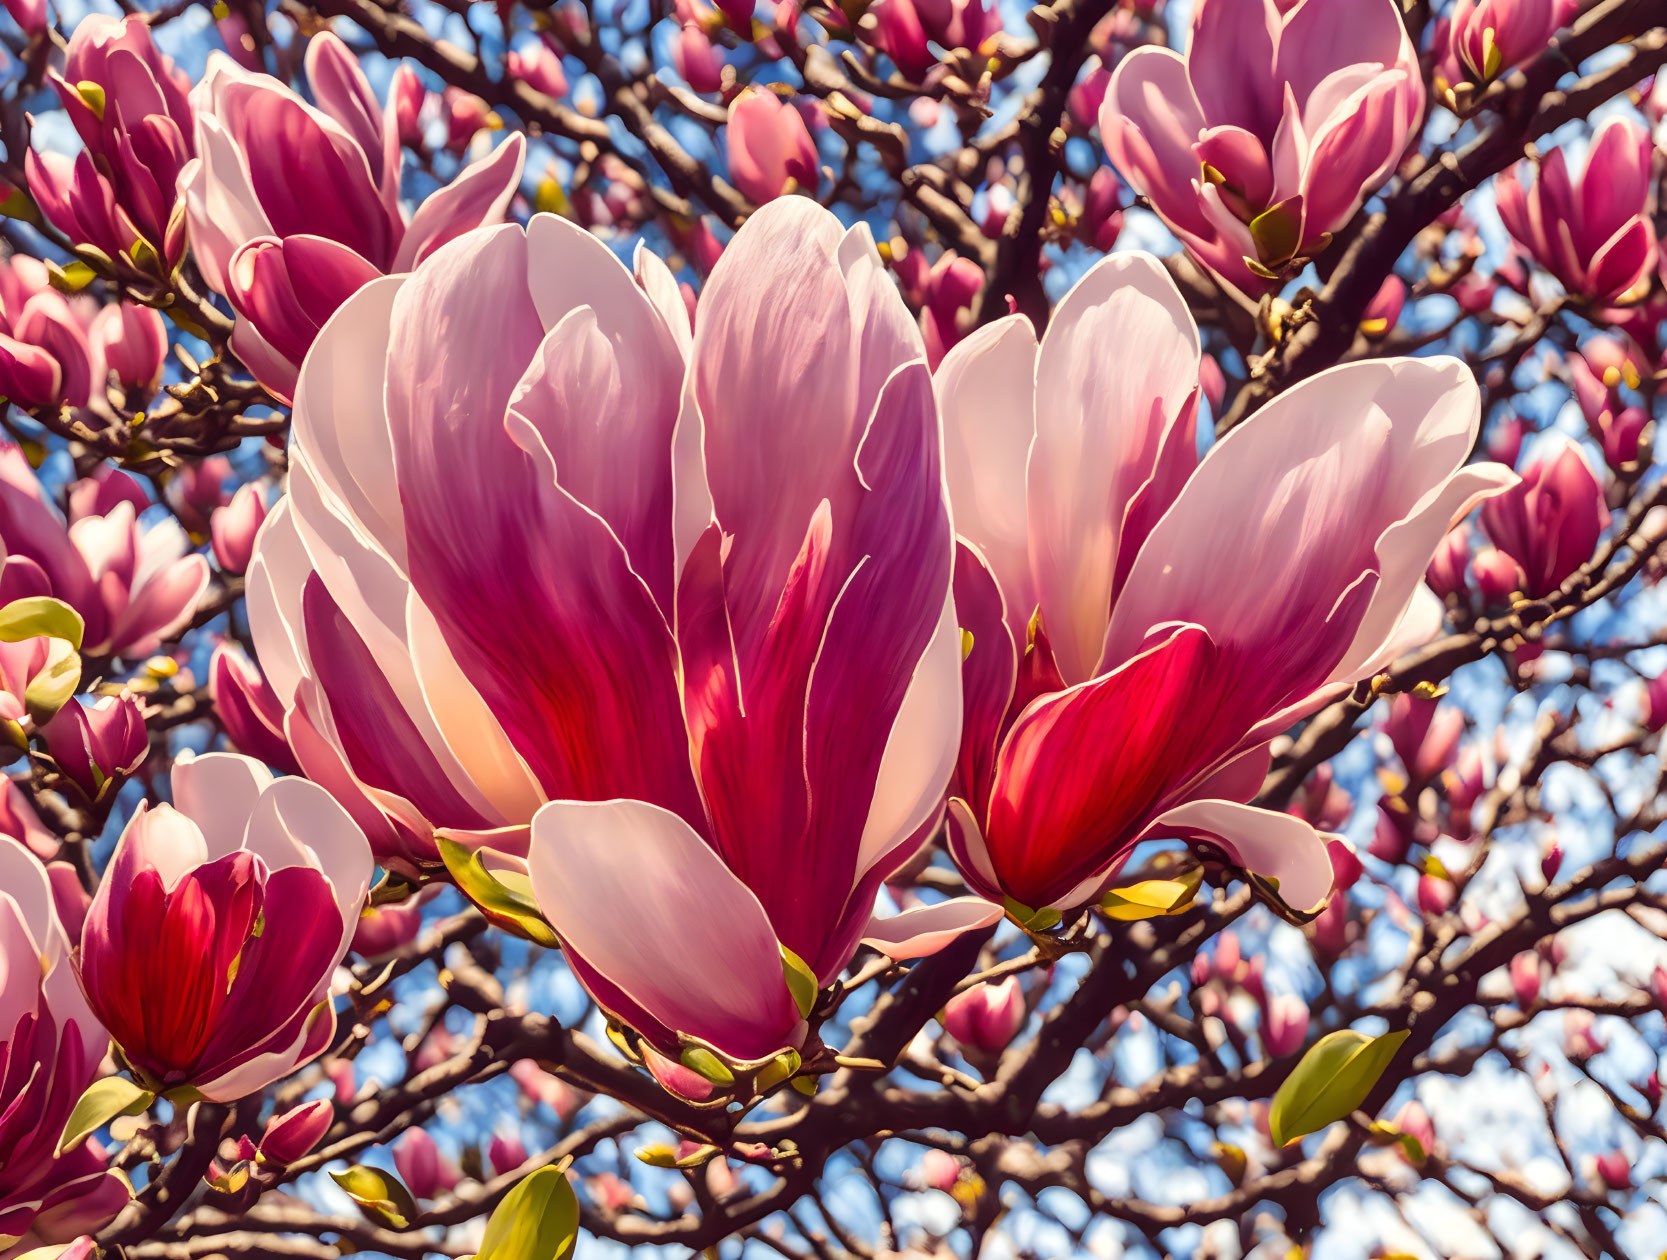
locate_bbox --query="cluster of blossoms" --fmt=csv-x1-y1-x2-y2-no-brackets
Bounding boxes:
0,0,1660,1253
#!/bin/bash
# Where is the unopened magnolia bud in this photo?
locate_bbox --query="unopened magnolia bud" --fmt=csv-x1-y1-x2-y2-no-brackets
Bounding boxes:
257,1100,333,1167
942,977,1024,1055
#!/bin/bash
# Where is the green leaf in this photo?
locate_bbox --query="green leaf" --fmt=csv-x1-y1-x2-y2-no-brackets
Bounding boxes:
779,944,819,1019
0,596,84,651
1268,1028,1410,1147
58,1074,153,1155
634,1143,716,1171
1001,896,1060,934
329,1165,417,1230
46,261,97,293
754,1048,801,1093
24,638,81,722
1098,867,1202,921
477,1166,578,1260
438,836,559,948
680,1045,735,1086
1248,198,1303,269
74,81,106,120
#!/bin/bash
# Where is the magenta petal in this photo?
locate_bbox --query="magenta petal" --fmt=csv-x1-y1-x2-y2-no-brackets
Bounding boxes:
526,799,801,1063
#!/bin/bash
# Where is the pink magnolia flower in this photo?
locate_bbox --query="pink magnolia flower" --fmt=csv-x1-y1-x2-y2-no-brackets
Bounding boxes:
0,635,78,741
673,24,726,93
208,643,300,775
442,88,496,154
1100,0,1423,294
1382,693,1464,784
487,1131,529,1178
255,1099,333,1167
0,258,94,410
0,448,209,659
40,694,148,805
1478,437,1608,598
1426,522,1471,600
393,1128,458,1200
1438,0,1578,88
1510,949,1542,1007
77,752,372,1101
725,89,818,204
936,252,1515,917
246,201,998,1071
0,844,128,1255
25,15,194,276
1262,993,1309,1057
507,38,568,99
179,33,527,401
866,0,996,78
942,977,1025,1053
1497,118,1658,305
88,303,167,401
1567,339,1649,469
210,483,267,575
3,0,44,37
390,66,427,145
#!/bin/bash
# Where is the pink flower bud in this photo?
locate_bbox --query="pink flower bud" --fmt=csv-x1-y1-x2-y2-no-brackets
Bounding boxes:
1309,894,1349,958
507,38,569,99
392,66,427,145
1360,275,1405,337
1486,414,1525,468
942,976,1025,1054
920,1149,961,1194
209,643,301,776
1444,0,1578,86
673,25,725,93
1652,964,1667,1009
919,251,984,368
1215,931,1241,978
1262,993,1309,1058
1390,1099,1435,1161
1417,872,1456,917
1594,1150,1631,1190
211,483,267,575
726,89,818,204
352,893,427,958
1472,546,1524,607
1498,118,1658,304
41,694,147,804
488,1130,529,1177
509,1059,579,1120
78,752,373,1100
1384,693,1465,784
1425,523,1471,600
257,1100,334,1166
642,1043,716,1101
26,16,194,272
329,1059,357,1103
394,1127,458,1201
1510,950,1542,1008
89,303,167,398
216,9,261,69
443,88,495,154
868,0,935,79
1539,842,1562,883
1479,438,1609,598
3,0,45,36
1327,838,1364,892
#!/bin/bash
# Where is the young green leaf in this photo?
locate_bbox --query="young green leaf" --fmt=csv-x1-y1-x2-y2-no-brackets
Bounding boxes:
58,1075,153,1156
476,1164,579,1260
1268,1028,1409,1147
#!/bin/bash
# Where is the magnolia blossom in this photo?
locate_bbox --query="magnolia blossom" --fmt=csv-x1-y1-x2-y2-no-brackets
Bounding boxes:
77,752,371,1101
25,15,194,275
1497,118,1659,305
0,258,93,410
247,200,997,1071
179,33,527,400
1100,0,1422,294
208,643,299,775
0,447,208,659
0,636,78,740
936,252,1516,916
0,844,128,1254
866,0,998,80
1478,436,1609,598
725,89,818,204
87,304,167,400
1437,0,1579,89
